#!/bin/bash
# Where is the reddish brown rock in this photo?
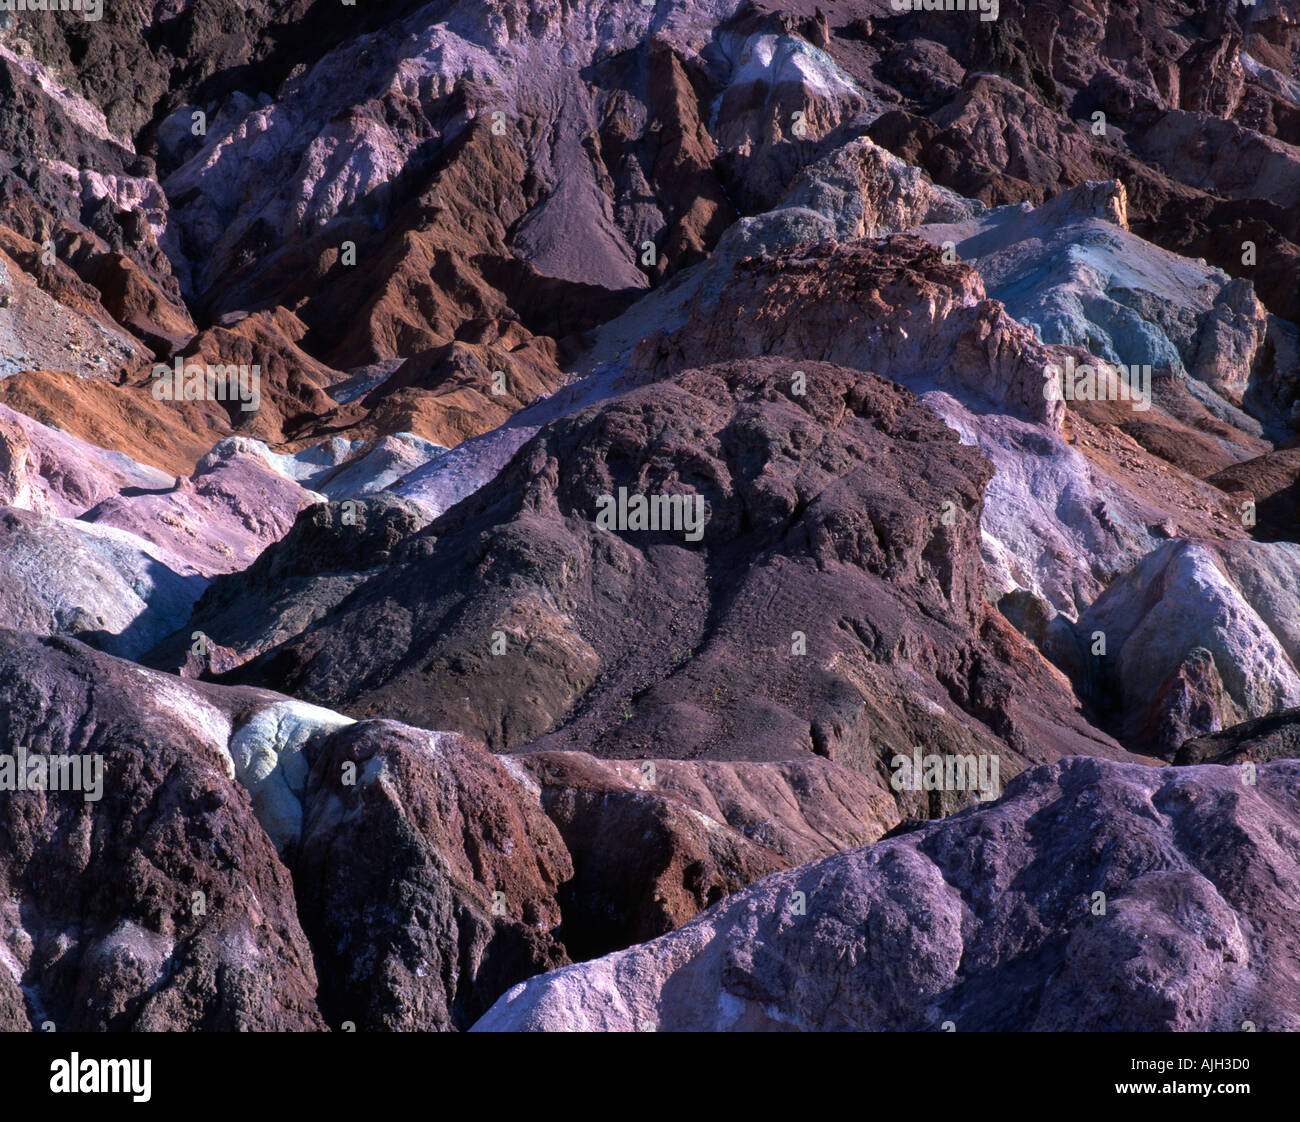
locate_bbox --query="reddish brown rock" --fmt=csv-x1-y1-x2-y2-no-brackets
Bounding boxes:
0,629,907,1031
0,631,324,1031
1207,446,1300,544
247,357,1132,812
296,721,574,1031
511,751,898,960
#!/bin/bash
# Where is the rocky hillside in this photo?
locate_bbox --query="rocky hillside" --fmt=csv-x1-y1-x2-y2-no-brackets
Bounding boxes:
0,0,1297,1032
476,756,1300,1032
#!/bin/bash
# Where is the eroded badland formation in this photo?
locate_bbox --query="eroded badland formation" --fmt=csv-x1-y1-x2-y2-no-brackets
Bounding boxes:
0,0,1298,1032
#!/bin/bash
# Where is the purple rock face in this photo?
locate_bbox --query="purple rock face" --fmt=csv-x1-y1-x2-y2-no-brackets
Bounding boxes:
0,0,1298,1036
474,758,1300,1032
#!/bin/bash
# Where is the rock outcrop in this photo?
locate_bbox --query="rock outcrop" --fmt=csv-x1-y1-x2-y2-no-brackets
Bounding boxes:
0,0,1297,1036
247,357,1130,802
1060,539,1300,754
474,757,1300,1032
1175,708,1300,767
0,629,899,1030
0,631,324,1031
